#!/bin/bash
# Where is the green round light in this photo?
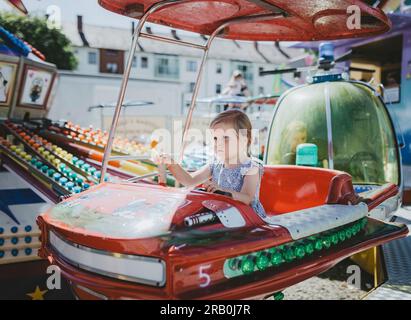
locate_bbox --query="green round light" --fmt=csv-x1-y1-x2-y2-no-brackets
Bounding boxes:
350,225,357,236
294,245,305,259
314,239,323,251
338,230,346,242
322,236,331,249
284,247,296,262
361,218,368,228
256,253,270,271
345,228,352,239
331,233,339,245
304,242,314,255
241,257,255,274
271,250,284,266
228,258,241,271
273,292,284,300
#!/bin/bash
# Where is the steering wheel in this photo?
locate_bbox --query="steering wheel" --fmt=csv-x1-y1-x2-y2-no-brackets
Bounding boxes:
196,187,233,197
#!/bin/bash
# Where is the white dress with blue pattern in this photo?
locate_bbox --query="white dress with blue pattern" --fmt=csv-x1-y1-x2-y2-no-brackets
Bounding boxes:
209,158,267,219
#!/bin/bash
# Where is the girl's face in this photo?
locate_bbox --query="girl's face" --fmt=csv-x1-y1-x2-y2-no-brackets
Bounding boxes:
290,130,307,152
211,122,248,164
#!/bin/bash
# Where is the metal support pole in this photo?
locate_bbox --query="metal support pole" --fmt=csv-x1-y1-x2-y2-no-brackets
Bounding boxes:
179,14,282,162
324,83,334,169
99,6,283,180
99,0,184,183
178,22,235,163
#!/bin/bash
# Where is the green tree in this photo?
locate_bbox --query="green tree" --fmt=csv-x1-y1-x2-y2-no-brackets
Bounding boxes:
0,13,77,70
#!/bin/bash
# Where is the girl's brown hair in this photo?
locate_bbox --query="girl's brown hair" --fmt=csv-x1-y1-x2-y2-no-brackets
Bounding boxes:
209,109,252,153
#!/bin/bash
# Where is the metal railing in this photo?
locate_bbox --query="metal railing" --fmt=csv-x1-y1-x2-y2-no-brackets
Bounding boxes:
99,0,285,183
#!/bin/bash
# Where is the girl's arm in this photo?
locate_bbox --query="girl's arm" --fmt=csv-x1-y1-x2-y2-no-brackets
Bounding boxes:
167,163,211,188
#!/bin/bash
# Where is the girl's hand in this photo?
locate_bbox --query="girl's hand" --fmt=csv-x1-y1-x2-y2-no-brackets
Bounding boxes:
152,150,174,165
202,180,221,193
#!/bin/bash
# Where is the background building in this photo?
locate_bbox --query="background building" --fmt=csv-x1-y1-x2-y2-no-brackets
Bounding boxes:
48,16,304,141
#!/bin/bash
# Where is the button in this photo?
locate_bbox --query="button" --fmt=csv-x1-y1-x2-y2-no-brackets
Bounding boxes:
0,251,4,258
11,249,18,257
24,236,32,243
25,225,32,232
0,238,4,246
53,173,62,181
11,237,18,244
24,248,32,256
11,226,18,233
66,182,75,191
59,177,68,186
0,227,4,234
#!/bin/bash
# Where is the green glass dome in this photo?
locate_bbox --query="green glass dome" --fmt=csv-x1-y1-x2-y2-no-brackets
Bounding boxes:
265,80,399,186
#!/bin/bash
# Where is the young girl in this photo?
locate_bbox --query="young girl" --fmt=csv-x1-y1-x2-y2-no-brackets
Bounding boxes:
157,109,266,219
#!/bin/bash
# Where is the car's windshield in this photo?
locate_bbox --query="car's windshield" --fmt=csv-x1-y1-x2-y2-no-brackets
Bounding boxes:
48,183,189,239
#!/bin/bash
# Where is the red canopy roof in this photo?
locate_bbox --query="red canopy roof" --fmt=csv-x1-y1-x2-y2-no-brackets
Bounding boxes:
6,0,28,15
98,0,391,41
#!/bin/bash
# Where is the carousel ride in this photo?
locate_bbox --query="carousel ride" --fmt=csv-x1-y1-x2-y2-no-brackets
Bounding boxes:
33,0,408,300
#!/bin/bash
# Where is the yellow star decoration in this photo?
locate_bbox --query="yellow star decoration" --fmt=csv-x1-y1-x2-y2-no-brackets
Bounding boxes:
27,286,48,300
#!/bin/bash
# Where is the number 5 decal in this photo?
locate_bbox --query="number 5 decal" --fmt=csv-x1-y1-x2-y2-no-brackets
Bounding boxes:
199,265,211,288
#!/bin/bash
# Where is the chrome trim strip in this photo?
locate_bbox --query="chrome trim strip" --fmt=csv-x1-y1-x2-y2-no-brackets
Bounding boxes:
48,231,166,287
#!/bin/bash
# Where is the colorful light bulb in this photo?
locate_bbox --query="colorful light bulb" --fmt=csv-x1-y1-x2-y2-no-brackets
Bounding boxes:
271,250,284,266
256,252,270,270
283,247,296,262
294,245,305,259
241,256,255,274
322,236,331,249
331,234,339,245
304,242,314,255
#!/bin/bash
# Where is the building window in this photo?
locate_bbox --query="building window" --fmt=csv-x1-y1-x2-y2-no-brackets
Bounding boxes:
155,54,179,79
258,86,264,95
106,63,118,73
216,84,222,94
216,62,222,74
99,49,124,74
88,52,97,65
132,56,137,68
141,56,148,68
189,82,195,93
186,60,197,72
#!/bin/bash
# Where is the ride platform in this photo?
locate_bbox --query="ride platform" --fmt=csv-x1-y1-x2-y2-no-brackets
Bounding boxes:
365,206,411,300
